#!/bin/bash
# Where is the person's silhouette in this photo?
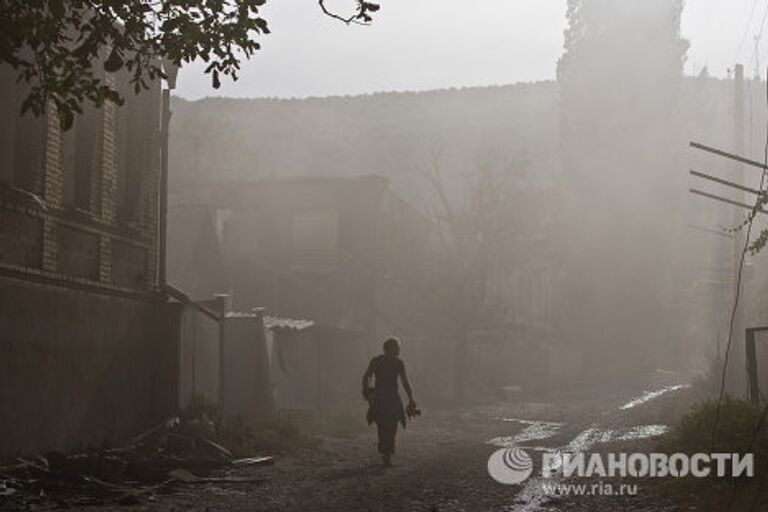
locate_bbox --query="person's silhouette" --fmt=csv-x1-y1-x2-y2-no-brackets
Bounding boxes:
362,337,417,467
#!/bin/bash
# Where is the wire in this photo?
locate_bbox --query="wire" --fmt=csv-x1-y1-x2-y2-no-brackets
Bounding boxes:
749,103,768,511
736,0,762,63
747,1,768,71
712,67,768,455
715,67,768,512
743,74,768,512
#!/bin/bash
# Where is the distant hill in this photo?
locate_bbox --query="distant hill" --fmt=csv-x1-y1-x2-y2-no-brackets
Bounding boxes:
168,75,752,208
168,82,562,205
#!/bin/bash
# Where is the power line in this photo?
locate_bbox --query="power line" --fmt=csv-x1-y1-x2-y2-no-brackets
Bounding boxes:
735,0,762,63
747,70,768,512
747,1,768,70
715,69,768,512
709,64,768,468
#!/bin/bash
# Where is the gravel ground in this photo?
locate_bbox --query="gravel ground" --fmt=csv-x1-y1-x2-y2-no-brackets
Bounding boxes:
70,373,702,512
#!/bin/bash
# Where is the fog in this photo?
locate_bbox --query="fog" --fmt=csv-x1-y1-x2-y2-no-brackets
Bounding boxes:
168,0,763,392
555,0,690,379
7,0,768,509
174,0,760,99
161,4,768,505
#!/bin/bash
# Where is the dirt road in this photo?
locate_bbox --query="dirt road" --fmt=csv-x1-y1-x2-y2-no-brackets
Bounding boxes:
83,372,692,512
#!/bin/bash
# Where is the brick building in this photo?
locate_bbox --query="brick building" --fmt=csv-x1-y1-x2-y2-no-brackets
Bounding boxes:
189,177,434,337
169,177,438,407
0,66,179,458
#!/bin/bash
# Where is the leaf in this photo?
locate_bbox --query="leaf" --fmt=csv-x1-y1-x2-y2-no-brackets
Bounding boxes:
8,0,272,122
104,47,124,72
58,108,74,131
49,0,65,17
255,18,269,33
106,89,124,106
94,87,106,107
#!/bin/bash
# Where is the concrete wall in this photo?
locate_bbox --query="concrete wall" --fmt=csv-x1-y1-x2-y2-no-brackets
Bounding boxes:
0,277,180,459
178,305,220,409
271,329,320,411
222,314,272,418
270,326,365,412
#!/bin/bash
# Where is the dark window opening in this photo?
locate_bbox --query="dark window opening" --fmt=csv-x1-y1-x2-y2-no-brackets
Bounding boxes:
0,68,45,194
62,105,98,211
13,88,46,194
116,73,145,223
0,68,15,185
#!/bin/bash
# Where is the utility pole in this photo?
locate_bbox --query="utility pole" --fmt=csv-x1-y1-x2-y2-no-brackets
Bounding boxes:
732,63,746,395
158,60,179,290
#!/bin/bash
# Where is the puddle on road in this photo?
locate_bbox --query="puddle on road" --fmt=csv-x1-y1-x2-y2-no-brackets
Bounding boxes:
490,384,682,512
619,384,690,410
488,419,563,448
617,424,667,440
489,421,667,451
489,423,668,510
565,424,668,451
503,477,555,512
564,427,613,452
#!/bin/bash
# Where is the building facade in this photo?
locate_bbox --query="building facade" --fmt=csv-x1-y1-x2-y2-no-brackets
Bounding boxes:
198,176,434,338
0,67,179,458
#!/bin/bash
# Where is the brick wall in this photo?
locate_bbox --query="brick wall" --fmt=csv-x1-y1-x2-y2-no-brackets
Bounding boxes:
0,69,162,294
0,69,175,458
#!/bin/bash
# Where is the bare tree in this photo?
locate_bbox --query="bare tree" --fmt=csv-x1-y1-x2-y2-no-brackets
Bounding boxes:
415,144,513,401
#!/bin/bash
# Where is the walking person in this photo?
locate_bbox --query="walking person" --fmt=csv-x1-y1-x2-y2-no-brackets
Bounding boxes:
362,337,417,467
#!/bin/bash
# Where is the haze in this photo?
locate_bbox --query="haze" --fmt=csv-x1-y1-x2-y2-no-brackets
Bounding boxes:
176,0,765,99
6,1,768,510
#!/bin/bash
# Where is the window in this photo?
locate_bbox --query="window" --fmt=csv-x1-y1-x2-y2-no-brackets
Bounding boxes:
291,210,339,253
0,66,45,193
115,72,159,224
13,89,45,193
115,78,143,222
0,68,15,184
62,105,98,211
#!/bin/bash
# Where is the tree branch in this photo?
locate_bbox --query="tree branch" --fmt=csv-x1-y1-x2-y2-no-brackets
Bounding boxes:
318,0,371,25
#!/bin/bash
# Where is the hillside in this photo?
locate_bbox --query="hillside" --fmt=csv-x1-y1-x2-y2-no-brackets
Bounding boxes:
168,82,562,204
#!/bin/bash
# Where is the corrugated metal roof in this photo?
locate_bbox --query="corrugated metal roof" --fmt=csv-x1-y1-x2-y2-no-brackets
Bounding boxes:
226,308,265,319
263,316,314,331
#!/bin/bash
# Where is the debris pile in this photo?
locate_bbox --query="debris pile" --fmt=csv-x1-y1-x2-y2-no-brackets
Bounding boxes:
0,416,274,509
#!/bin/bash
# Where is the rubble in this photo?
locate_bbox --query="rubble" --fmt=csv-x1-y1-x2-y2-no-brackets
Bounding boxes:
0,416,274,509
